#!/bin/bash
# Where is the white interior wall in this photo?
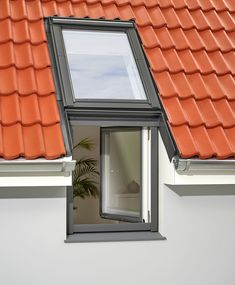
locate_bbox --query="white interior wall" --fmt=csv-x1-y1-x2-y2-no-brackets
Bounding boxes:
0,136,235,285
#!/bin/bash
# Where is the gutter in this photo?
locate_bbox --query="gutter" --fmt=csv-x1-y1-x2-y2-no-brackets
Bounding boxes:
173,157,235,172
0,157,76,173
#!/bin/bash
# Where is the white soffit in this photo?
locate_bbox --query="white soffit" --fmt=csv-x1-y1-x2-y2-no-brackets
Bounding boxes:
0,156,75,187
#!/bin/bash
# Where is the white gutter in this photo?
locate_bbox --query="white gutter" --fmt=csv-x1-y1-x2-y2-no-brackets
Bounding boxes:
0,156,76,173
173,157,235,172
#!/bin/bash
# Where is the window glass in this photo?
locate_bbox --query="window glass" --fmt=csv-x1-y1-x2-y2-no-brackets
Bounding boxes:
101,128,142,220
62,30,147,101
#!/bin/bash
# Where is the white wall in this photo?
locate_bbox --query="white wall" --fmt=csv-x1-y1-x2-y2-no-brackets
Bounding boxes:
1,140,235,285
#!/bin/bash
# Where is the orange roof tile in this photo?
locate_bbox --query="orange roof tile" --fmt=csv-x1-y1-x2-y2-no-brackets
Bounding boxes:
1,0,235,160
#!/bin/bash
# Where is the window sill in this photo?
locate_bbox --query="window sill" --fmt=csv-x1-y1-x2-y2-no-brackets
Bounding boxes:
65,231,166,243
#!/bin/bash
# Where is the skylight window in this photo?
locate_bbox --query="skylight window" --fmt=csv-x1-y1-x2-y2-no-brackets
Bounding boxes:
62,30,147,101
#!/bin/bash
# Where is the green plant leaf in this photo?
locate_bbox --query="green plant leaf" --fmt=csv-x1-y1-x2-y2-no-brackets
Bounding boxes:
73,137,95,151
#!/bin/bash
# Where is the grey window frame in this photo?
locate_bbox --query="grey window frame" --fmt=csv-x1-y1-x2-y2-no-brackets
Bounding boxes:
45,17,161,110
46,17,166,242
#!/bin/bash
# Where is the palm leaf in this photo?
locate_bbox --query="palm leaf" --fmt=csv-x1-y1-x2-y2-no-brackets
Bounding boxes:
72,138,100,199
73,137,95,151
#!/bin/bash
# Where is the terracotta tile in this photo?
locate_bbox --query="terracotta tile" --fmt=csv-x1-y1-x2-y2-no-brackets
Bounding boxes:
103,4,120,19
117,4,135,20
208,51,231,75
203,74,226,100
161,97,187,126
212,99,235,127
168,28,189,50
0,42,14,68
138,26,159,48
0,1,10,20
223,51,235,75
192,50,214,74
41,1,58,17
0,19,12,43
227,31,235,46
153,27,174,49
0,125,3,156
31,43,51,69
175,7,195,30
148,6,166,28
179,97,204,127
17,68,37,95
197,0,216,11
204,10,224,31
146,48,168,72
19,94,41,125
29,20,47,44
178,50,200,73
42,124,66,159
171,0,187,10
183,29,204,51
209,0,228,12
57,1,74,16
184,0,201,11
196,98,221,128
26,0,44,21
170,73,194,98
170,125,198,158
2,124,24,159
38,94,60,125
161,7,181,29
153,72,177,98
187,74,210,99
101,0,116,5
22,124,45,159
200,30,220,52
225,0,235,12
157,0,172,9
190,126,216,159
133,6,151,25
219,74,235,100
0,94,21,125
224,128,235,153
207,126,234,158
10,0,27,21
161,49,183,73
219,11,235,31
190,9,210,30
0,0,234,160
14,43,33,69
35,68,55,95
0,67,17,95
213,30,234,52
12,20,30,43
87,3,105,18
115,0,131,6
72,3,89,18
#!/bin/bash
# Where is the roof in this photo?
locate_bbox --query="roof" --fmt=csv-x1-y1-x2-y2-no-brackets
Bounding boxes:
0,0,235,160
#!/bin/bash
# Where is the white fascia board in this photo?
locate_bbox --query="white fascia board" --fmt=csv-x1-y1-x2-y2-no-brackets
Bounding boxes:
159,134,235,186
0,156,76,187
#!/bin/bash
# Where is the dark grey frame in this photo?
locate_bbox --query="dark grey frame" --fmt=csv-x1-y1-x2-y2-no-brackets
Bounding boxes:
67,120,160,240
45,16,169,241
45,17,161,110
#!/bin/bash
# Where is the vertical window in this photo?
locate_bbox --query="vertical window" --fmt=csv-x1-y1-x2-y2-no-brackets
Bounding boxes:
46,17,164,242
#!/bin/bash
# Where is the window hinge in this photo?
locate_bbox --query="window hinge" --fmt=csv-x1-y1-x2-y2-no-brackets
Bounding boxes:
148,210,151,223
147,127,150,140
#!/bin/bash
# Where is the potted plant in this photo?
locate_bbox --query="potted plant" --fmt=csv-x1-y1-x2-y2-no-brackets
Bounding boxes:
72,138,99,203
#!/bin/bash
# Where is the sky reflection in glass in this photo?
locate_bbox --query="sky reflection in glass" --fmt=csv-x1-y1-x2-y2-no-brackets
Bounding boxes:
63,30,147,100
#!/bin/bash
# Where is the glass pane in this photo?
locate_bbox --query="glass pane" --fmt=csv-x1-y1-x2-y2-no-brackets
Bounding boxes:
101,128,142,220
62,30,147,101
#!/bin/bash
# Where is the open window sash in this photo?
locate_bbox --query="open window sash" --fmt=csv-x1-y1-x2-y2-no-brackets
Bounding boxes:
100,127,151,223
